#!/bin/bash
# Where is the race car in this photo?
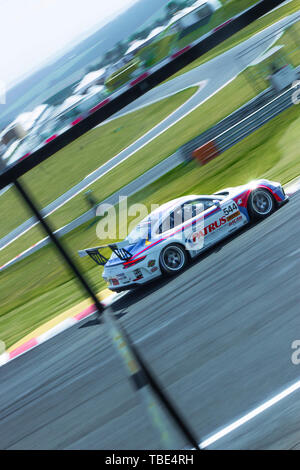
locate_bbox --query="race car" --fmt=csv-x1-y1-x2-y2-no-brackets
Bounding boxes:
78,179,288,292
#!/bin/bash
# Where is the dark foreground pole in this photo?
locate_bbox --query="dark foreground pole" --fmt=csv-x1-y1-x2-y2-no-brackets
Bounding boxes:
104,308,201,450
13,178,104,317
13,177,201,450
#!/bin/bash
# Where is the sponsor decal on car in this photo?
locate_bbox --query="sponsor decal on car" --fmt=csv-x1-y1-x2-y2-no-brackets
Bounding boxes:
228,215,243,227
148,260,156,267
186,216,227,244
223,202,238,217
233,190,251,208
226,210,241,222
133,269,143,281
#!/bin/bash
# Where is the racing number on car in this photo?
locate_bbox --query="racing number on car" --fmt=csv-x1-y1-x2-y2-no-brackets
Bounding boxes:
223,202,238,217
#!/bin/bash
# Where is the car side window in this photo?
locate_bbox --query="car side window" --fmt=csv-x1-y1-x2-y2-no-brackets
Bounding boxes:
157,212,175,234
203,200,216,210
181,199,215,218
157,199,220,234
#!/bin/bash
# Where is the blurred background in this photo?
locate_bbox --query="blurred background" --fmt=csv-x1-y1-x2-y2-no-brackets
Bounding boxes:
1,0,300,450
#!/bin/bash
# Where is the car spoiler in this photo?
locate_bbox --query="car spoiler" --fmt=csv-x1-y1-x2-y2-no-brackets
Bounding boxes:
78,241,132,266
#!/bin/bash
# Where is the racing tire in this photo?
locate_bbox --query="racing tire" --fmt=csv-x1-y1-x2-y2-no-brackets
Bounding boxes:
247,188,275,220
159,243,188,276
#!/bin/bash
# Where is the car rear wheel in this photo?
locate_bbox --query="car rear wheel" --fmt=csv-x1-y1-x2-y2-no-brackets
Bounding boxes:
159,244,188,275
248,188,275,220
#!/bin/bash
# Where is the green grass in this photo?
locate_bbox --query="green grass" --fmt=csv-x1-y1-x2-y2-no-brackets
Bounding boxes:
175,0,258,50
105,59,141,92
1,2,300,348
136,34,177,67
0,86,196,240
1,77,300,349
248,20,300,91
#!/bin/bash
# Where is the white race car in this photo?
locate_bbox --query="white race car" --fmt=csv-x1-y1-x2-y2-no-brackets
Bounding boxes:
78,179,288,292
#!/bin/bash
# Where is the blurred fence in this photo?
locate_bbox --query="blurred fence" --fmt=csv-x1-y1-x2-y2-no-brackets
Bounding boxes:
2,76,299,271
236,17,300,95
179,77,299,162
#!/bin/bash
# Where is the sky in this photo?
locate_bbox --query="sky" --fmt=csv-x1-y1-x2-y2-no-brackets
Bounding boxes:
0,0,140,87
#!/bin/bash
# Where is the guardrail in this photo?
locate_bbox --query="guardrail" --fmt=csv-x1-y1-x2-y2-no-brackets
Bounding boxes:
0,0,288,190
215,86,295,153
180,82,298,162
2,79,299,272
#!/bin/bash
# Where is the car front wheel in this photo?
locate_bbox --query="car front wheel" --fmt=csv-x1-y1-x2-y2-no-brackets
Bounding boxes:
248,188,275,220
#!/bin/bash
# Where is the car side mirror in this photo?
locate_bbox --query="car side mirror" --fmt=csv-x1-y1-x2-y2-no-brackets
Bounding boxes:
213,200,221,207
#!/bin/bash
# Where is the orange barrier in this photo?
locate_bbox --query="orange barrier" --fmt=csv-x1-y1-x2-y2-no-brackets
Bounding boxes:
192,140,220,165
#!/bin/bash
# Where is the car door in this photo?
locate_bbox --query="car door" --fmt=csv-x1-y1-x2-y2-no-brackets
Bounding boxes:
200,198,229,247
181,198,226,253
157,199,208,251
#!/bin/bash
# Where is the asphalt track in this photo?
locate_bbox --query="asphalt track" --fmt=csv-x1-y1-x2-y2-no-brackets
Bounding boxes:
1,9,299,252
1,191,300,449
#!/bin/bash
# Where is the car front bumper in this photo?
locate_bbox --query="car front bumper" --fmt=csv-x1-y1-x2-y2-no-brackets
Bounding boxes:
277,195,289,207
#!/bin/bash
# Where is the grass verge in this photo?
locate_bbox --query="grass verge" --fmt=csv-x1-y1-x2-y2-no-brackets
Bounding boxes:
0,71,258,266
0,86,197,239
1,99,300,349
164,0,300,83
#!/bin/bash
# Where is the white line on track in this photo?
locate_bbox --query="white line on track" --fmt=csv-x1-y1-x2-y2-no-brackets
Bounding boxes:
200,380,300,448
89,300,300,448
132,302,300,448
116,294,300,448
96,82,207,127
287,248,300,257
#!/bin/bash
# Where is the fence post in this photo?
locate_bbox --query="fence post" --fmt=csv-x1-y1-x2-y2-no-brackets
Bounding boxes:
104,307,201,450
13,178,105,319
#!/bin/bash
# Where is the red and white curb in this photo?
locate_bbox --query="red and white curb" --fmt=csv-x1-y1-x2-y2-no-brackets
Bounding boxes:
0,291,122,367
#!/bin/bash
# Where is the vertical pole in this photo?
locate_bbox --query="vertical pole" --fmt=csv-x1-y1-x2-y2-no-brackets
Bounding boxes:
104,308,201,450
13,178,104,318
13,177,201,450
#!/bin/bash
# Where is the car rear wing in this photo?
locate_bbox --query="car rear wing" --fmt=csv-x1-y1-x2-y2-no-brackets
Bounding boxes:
78,242,132,266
